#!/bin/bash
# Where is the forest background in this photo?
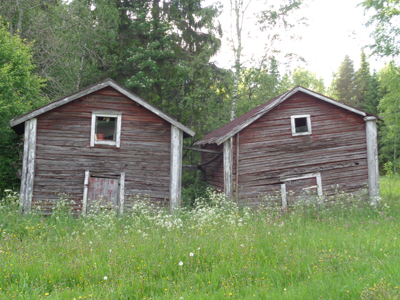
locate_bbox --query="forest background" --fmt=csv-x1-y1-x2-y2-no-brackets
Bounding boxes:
1,0,400,200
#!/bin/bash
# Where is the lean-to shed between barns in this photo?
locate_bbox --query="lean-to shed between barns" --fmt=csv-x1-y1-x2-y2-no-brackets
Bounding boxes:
195,86,380,207
9,79,195,214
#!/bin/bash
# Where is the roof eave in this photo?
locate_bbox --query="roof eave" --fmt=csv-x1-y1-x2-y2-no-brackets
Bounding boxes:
9,79,195,137
202,87,369,145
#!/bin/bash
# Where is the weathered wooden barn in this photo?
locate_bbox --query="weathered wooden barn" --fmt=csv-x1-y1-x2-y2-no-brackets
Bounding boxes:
195,86,380,207
9,79,195,214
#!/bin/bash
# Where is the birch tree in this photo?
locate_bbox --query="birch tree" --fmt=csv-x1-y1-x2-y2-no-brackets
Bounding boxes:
228,0,303,120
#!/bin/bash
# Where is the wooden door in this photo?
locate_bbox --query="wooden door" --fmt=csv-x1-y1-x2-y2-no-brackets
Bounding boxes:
87,177,119,210
285,176,319,207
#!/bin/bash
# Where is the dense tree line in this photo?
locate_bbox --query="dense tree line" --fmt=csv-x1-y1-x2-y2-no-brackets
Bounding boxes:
1,0,400,194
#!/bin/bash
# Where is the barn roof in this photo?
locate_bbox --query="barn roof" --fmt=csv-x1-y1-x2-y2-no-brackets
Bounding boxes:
9,78,195,137
195,86,376,146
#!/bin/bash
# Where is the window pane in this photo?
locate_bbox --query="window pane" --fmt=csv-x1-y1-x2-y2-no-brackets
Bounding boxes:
295,117,308,133
95,116,116,141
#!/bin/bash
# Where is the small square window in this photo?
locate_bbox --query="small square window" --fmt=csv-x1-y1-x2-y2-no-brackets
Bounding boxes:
291,115,311,136
95,116,116,141
91,113,121,147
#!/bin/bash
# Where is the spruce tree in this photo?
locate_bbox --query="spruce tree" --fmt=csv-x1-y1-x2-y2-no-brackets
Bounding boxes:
354,51,371,110
364,71,380,115
331,55,356,107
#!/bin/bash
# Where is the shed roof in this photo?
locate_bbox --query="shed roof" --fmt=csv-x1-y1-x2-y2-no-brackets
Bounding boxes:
9,78,195,137
195,86,376,146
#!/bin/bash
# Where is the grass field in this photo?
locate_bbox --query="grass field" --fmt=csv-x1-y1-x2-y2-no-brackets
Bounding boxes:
1,178,400,299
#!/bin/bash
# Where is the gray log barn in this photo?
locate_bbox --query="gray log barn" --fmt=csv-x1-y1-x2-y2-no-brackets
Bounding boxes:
9,79,195,214
195,86,380,207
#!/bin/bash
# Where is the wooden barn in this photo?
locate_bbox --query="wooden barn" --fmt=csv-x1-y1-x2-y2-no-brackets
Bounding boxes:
195,86,380,207
9,79,195,214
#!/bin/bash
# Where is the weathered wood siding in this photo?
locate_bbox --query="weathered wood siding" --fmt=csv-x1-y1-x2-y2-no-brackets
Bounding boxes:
32,87,171,213
201,143,224,191
203,92,368,206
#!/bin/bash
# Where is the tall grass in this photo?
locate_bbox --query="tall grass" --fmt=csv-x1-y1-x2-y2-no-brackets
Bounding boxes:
1,181,400,299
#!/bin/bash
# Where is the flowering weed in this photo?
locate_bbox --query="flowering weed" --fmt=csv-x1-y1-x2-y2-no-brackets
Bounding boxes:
0,180,399,299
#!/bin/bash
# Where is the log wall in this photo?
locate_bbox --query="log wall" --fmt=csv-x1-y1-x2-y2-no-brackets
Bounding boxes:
32,87,172,213
203,92,369,206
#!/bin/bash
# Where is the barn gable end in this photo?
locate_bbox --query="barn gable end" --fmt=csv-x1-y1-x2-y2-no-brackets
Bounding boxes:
10,80,194,214
197,87,379,206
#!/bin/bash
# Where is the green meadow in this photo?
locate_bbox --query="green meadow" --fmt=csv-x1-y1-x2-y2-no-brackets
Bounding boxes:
1,179,400,300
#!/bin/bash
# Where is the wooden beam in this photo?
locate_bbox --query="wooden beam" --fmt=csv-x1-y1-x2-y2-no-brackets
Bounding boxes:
19,121,30,213
199,153,222,167
170,125,183,209
25,118,37,213
82,170,90,215
365,116,380,204
224,138,233,200
182,165,200,171
183,146,222,154
119,172,125,215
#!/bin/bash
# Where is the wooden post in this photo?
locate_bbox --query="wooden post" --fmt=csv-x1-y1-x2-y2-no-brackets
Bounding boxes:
235,133,239,203
119,172,125,215
82,170,90,215
25,118,37,213
365,116,380,204
19,121,30,213
224,137,233,200
170,125,183,209
281,184,287,208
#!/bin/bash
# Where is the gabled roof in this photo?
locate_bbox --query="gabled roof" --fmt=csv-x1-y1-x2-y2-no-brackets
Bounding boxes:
195,86,375,146
9,78,195,137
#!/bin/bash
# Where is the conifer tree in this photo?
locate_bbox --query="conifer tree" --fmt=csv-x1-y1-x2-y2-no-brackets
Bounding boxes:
331,55,357,107
354,51,371,110
364,71,380,115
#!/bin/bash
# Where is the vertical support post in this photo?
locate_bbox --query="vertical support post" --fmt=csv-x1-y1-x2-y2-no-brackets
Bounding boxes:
19,121,30,213
82,170,90,215
22,118,37,214
365,116,380,204
224,137,233,200
170,125,183,210
119,172,125,215
281,184,287,208
235,133,240,203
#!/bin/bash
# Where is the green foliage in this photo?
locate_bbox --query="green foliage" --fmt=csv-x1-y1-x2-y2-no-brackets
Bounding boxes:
181,171,209,207
329,55,357,106
291,68,326,93
364,71,381,115
354,51,371,109
377,62,400,174
361,0,400,57
236,58,284,116
0,21,45,195
1,188,400,299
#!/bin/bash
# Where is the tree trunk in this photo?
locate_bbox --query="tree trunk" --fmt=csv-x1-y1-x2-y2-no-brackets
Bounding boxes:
230,0,242,121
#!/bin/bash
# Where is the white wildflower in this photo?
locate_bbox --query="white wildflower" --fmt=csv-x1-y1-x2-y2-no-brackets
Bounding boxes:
179,261,183,266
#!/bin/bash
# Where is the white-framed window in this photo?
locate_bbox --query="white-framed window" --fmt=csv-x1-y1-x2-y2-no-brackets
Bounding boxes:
90,113,122,147
290,115,312,136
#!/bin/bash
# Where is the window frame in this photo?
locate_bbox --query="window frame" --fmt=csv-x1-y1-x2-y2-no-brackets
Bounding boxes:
290,114,312,136
90,113,122,147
